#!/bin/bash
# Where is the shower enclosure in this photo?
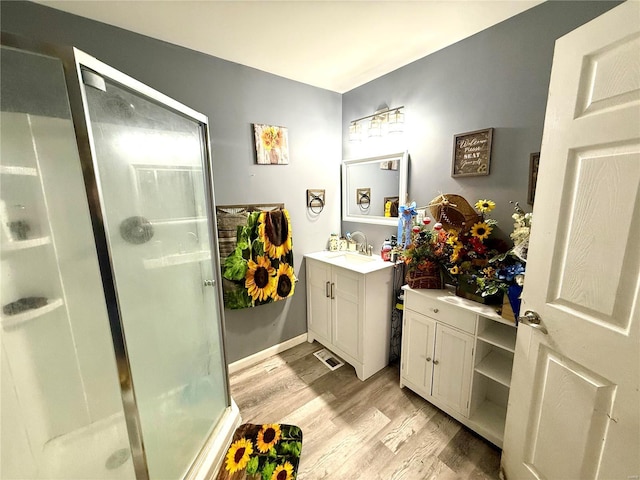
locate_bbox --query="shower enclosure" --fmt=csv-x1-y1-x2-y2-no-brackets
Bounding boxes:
0,35,238,479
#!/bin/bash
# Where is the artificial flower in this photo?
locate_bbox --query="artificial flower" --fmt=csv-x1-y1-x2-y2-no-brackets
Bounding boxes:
475,199,496,213
469,236,488,254
245,256,276,302
449,265,459,275
470,222,492,241
225,438,254,473
483,266,496,278
256,424,282,453
446,233,459,245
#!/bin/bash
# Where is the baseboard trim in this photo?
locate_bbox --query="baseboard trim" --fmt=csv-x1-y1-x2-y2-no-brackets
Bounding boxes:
228,333,308,374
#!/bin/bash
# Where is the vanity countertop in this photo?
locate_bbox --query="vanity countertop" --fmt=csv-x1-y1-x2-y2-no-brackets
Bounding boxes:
305,250,395,275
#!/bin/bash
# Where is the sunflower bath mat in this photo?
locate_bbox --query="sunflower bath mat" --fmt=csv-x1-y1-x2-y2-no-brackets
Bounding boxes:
216,423,302,480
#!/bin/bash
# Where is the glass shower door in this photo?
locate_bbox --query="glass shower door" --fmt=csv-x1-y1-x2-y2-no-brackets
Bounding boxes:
79,67,228,478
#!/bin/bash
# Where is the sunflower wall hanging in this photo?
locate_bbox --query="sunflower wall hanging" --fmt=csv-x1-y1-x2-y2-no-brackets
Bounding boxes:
216,423,302,480
222,209,295,309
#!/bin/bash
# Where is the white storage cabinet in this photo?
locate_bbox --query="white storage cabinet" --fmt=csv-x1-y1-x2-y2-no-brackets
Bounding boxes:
400,286,517,447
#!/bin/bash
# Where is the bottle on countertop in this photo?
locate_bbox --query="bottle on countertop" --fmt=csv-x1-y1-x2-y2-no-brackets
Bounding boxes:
328,233,339,251
381,239,392,261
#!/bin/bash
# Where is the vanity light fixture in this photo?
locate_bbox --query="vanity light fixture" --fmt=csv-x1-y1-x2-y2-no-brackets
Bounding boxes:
387,108,405,133
349,105,405,141
348,121,361,141
368,115,382,137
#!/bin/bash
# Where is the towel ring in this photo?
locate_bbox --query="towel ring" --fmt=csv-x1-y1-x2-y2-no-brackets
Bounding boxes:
358,192,370,210
308,194,324,214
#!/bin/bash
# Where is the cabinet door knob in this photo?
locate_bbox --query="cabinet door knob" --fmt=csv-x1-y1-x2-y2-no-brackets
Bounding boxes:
326,281,330,298
330,282,335,299
426,357,432,362
432,308,439,313
433,359,439,365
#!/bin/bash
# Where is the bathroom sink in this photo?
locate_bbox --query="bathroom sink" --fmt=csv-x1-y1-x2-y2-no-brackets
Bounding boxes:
305,250,393,274
325,252,377,264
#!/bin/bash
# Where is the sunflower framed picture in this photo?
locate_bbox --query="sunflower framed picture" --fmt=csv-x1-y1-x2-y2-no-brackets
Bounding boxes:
254,124,289,165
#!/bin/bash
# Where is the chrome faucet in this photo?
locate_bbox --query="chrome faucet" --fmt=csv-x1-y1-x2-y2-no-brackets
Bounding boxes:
349,231,372,256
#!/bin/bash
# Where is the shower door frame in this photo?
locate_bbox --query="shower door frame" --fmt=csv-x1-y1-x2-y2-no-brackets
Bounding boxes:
0,33,236,480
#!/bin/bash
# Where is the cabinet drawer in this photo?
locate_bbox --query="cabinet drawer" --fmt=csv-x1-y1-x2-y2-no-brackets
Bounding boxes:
405,292,476,334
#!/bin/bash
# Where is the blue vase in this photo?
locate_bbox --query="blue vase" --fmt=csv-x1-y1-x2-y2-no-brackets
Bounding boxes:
507,284,523,320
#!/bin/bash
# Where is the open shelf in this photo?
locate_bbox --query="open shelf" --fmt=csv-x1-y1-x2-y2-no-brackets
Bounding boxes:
143,250,211,269
469,399,507,446
1,298,64,329
475,350,513,387
0,165,38,176
1,236,51,254
477,322,516,352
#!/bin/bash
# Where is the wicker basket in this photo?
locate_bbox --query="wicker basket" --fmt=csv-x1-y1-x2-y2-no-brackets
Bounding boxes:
406,261,443,289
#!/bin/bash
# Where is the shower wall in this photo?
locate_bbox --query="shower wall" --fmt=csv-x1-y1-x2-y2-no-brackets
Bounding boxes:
0,111,124,477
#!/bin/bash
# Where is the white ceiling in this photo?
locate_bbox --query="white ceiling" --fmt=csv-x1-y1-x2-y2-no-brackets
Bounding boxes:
37,0,544,93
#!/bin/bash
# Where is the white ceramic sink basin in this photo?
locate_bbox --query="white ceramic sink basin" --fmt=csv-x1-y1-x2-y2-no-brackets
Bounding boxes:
304,250,394,274
325,252,377,264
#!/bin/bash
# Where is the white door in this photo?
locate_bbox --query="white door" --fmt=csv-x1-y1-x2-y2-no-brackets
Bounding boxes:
502,2,640,479
431,324,473,417
332,267,361,361
401,310,436,396
306,259,332,343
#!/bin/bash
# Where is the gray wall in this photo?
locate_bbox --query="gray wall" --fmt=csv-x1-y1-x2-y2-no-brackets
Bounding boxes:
1,1,343,363
342,0,621,249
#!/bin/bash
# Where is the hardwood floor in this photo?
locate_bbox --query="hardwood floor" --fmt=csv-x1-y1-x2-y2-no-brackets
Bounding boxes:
228,341,502,479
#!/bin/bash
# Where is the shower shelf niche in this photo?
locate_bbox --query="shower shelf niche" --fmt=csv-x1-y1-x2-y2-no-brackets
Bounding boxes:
151,217,207,226
143,250,211,269
1,297,64,329
1,236,52,254
0,165,38,176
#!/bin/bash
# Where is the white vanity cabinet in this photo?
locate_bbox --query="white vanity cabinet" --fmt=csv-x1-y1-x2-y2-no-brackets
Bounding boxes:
305,252,394,381
400,286,517,447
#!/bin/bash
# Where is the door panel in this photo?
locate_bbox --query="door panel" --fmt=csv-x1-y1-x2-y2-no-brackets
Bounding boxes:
332,268,361,360
432,324,473,416
549,146,639,331
502,3,640,478
402,311,435,395
524,347,616,479
307,260,331,342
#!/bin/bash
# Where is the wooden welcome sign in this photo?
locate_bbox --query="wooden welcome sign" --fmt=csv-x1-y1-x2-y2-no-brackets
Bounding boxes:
451,128,493,177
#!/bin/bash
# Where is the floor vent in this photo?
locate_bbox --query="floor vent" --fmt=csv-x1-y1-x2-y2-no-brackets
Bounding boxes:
313,348,344,371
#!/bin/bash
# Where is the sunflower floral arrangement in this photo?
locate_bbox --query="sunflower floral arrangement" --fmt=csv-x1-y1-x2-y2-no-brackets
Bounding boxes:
441,199,513,302
219,423,302,480
223,210,295,309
